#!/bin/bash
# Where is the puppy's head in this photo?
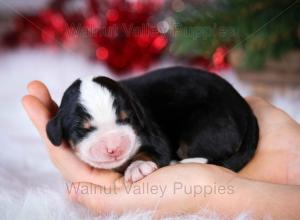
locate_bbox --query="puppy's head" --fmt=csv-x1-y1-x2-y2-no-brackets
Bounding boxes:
46,76,143,169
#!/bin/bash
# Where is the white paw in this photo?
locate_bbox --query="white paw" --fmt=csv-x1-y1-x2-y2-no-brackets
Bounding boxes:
170,160,178,165
180,157,208,164
124,160,158,183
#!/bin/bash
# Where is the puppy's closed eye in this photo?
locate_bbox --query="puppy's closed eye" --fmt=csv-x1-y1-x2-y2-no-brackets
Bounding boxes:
81,120,95,132
83,120,92,129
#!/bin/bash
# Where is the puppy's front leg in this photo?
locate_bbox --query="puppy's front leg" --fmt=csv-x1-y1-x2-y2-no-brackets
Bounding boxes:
124,152,158,183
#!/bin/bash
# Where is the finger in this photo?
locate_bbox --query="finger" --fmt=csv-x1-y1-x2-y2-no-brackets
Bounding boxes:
27,80,58,114
245,96,279,124
244,96,272,116
22,95,88,177
22,95,52,138
245,96,295,126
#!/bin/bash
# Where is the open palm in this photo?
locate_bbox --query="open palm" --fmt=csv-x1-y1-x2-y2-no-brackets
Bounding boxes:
22,81,300,216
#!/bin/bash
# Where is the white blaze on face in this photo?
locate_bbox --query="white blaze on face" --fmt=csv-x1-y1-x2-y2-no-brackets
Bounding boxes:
80,76,116,125
75,76,141,169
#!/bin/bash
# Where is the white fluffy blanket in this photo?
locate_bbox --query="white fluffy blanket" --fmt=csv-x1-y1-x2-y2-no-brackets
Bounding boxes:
0,49,299,219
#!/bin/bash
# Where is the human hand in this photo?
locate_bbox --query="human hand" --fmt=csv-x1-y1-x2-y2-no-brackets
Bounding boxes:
22,81,300,216
240,97,300,185
21,81,239,216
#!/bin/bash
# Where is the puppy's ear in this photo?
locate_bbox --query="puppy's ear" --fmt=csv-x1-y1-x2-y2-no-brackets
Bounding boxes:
46,114,63,146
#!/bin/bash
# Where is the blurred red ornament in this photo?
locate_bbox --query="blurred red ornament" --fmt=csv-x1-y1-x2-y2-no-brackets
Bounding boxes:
211,46,229,71
1,0,168,74
1,0,229,74
91,0,168,73
96,47,109,60
106,9,119,22
85,15,101,30
152,36,168,52
41,28,56,43
189,56,211,69
190,47,230,73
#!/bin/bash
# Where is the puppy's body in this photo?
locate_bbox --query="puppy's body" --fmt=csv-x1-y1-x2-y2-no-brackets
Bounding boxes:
121,67,258,170
47,66,258,182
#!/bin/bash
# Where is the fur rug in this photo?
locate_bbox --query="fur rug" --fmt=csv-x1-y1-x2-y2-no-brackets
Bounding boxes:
0,49,299,219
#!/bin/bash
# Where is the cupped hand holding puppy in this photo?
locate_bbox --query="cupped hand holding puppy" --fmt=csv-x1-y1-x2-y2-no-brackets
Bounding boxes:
22,81,300,218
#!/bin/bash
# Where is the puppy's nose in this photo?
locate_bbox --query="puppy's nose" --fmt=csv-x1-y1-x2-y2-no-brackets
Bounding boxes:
103,133,130,158
90,131,130,160
106,147,123,157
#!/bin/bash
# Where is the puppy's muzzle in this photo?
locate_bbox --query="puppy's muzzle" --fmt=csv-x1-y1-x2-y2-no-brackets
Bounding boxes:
89,130,130,160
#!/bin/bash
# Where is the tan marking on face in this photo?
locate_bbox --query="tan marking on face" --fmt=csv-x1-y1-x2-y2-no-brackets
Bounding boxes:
83,120,92,129
119,110,128,121
132,152,153,162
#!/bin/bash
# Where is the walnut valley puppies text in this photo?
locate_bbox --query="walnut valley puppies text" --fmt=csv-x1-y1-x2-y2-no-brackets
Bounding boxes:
66,182,235,198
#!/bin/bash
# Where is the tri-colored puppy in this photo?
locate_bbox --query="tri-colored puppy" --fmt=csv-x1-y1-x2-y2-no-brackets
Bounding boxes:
46,66,259,182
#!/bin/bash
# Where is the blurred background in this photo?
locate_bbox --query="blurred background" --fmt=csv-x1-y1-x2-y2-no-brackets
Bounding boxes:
1,0,300,95
0,0,299,97
0,0,299,219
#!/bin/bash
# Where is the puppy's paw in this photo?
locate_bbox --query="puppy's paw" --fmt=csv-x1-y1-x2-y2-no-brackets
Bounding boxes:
124,160,158,183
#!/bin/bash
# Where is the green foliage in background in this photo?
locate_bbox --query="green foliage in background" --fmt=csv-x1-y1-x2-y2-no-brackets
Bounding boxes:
171,0,300,69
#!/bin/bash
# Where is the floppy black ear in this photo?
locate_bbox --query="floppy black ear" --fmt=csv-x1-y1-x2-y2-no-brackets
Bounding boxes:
46,115,63,146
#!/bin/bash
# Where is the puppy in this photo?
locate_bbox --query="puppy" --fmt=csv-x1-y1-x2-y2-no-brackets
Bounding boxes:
46,66,259,182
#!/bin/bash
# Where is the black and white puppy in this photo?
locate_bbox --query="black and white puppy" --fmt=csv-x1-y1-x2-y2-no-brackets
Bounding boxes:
46,66,259,182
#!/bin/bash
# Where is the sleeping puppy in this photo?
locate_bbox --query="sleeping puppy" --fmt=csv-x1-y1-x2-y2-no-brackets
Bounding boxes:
46,66,259,182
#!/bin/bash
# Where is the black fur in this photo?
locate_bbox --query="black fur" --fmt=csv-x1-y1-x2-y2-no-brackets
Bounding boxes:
46,80,94,147
46,66,259,172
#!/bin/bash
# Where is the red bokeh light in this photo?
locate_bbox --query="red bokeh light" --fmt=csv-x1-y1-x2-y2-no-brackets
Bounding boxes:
85,16,101,30
96,47,109,60
152,36,168,51
106,9,119,22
